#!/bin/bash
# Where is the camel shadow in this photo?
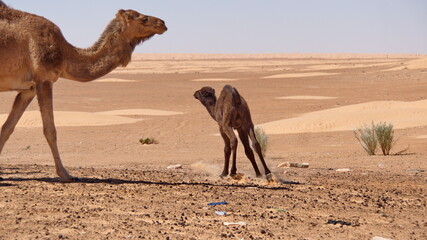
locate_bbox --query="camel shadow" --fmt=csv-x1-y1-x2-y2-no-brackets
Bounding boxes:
0,182,14,187
1,176,300,190
0,171,44,176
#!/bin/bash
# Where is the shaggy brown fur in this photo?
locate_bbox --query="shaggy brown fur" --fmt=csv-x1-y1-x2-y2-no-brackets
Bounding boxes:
0,2,166,181
194,85,272,180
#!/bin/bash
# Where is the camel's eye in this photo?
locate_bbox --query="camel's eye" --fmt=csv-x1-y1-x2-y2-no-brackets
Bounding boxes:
141,16,148,23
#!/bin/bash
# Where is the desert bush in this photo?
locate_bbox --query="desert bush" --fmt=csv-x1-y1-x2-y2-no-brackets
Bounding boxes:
375,122,395,155
255,127,268,157
139,137,157,145
354,122,378,155
354,122,396,156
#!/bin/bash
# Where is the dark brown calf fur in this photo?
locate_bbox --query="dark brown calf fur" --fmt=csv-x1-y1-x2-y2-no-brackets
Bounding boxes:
194,85,272,179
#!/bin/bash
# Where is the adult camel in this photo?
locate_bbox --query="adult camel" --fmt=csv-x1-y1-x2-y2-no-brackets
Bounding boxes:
0,1,167,182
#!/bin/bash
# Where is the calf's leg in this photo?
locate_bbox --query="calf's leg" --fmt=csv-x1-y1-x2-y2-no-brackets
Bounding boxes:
249,127,271,176
219,129,231,177
238,129,262,177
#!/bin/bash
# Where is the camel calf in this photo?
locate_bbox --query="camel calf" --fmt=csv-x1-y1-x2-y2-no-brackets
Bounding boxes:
194,85,272,180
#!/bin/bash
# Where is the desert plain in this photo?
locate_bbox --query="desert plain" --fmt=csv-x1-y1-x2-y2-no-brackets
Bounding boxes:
0,53,426,239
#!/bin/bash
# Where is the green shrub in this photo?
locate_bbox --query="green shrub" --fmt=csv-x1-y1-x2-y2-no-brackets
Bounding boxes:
354,122,396,156
255,127,268,157
354,122,378,155
375,122,395,156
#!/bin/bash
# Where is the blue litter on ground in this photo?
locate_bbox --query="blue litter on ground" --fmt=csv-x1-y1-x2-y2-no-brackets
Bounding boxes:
207,201,228,206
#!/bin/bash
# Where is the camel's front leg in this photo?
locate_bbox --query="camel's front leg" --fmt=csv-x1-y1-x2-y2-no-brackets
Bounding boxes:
36,81,72,182
0,89,36,153
219,129,231,177
223,126,238,176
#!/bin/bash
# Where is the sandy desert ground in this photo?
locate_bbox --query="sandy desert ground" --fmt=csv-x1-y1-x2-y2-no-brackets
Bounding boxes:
0,53,426,239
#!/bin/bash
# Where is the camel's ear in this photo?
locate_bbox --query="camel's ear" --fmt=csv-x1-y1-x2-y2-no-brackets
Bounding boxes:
116,9,126,19
203,88,215,97
116,9,135,24
208,88,215,96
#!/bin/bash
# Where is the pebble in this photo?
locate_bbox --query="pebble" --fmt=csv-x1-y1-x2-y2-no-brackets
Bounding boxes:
223,221,247,227
277,162,309,168
372,236,393,240
167,164,183,169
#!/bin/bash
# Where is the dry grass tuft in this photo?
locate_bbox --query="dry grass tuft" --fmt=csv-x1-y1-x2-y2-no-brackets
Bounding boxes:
255,127,268,157
139,137,157,145
354,123,378,155
375,122,396,156
354,122,396,156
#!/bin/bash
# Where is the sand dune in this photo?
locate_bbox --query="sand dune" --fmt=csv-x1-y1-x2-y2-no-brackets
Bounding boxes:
0,111,140,128
263,72,339,79
277,96,337,100
415,135,427,139
0,109,183,128
259,100,427,134
108,54,417,75
305,62,396,71
384,58,427,71
94,78,136,83
191,78,238,82
131,53,425,60
97,109,183,116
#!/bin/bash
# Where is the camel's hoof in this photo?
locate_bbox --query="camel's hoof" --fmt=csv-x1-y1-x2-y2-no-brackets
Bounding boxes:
219,174,228,178
266,173,278,184
58,176,77,183
230,173,244,180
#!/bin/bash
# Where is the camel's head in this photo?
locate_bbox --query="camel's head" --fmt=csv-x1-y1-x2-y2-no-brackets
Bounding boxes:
116,9,167,38
194,87,217,107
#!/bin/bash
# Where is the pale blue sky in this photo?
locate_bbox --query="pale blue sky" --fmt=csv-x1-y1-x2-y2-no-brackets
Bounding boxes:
8,0,427,54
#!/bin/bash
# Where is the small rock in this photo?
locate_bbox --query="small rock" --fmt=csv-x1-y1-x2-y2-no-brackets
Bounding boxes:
378,164,385,168
372,236,393,240
336,168,351,172
167,164,183,169
277,162,309,168
269,208,285,212
407,169,424,173
327,219,351,226
223,221,247,227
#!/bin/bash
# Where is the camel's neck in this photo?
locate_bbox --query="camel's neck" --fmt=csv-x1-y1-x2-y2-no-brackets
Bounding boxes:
60,19,151,82
204,102,217,121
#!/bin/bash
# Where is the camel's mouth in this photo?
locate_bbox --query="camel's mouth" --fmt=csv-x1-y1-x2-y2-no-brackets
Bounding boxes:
157,25,167,34
155,19,167,34
193,91,200,99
